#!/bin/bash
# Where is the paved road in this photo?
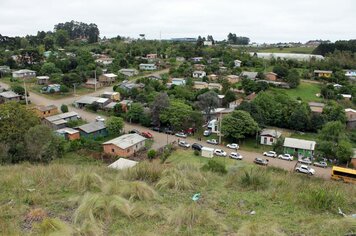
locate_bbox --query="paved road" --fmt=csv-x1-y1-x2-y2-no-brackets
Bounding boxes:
0,71,332,179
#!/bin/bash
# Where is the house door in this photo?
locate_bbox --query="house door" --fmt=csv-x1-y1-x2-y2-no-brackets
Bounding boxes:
263,137,267,144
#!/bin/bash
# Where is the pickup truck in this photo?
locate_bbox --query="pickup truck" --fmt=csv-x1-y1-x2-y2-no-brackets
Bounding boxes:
313,161,328,168
295,165,315,175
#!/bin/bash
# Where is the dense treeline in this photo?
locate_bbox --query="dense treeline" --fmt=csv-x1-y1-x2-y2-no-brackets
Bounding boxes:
313,39,356,56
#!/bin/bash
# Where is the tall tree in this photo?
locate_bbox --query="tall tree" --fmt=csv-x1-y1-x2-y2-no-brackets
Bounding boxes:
151,92,170,126
196,91,219,120
127,103,144,123
105,116,124,135
55,29,69,47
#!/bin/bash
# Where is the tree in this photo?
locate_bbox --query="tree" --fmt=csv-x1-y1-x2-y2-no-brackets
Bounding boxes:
160,100,197,131
60,104,68,113
11,85,25,95
43,35,54,51
221,110,259,141
40,62,61,75
322,102,347,123
273,65,289,78
24,125,64,163
223,90,236,107
285,69,300,88
288,103,311,131
127,103,144,123
335,140,353,164
196,91,219,120
54,29,69,47
318,121,346,144
151,92,170,126
105,116,124,136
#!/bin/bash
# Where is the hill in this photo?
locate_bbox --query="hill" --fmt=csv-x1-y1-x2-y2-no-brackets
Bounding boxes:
0,150,355,235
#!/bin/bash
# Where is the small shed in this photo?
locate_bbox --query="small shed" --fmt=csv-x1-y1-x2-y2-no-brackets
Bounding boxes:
260,129,281,145
108,158,138,170
283,138,316,158
201,147,214,158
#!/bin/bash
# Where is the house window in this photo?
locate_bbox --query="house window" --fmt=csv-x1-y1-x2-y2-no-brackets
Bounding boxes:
270,138,274,142
127,148,130,153
112,149,115,153
263,137,267,144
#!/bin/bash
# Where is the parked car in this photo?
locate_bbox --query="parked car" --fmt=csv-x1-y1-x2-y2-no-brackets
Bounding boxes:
141,131,153,139
203,130,212,136
226,143,239,149
254,158,269,166
191,143,203,151
298,158,312,165
152,127,163,132
175,132,187,138
95,116,105,122
207,139,218,145
313,161,328,168
164,128,174,135
229,152,243,160
263,151,277,158
185,128,195,135
278,153,293,161
129,129,140,134
295,165,315,175
178,140,190,148
214,149,227,157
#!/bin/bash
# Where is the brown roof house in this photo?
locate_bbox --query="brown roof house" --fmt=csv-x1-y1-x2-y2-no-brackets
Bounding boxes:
345,108,356,130
32,105,58,119
103,133,146,157
99,73,118,85
308,102,325,114
226,75,240,84
265,72,278,81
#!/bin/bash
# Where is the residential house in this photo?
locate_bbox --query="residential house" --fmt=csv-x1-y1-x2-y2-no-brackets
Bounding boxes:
102,91,120,101
74,96,101,108
95,98,111,109
203,41,213,46
76,121,108,138
95,57,114,65
42,84,61,93
139,63,157,70
12,69,36,79
119,81,145,91
206,108,234,120
314,70,333,78
191,57,203,63
193,64,206,71
345,108,356,130
226,75,240,84
119,69,139,77
234,59,242,68
283,138,316,158
172,78,186,86
265,72,278,81
176,57,185,62
119,99,133,112
208,83,222,91
308,102,325,114
260,129,282,146
229,98,243,109
241,71,258,80
37,76,50,85
258,80,290,88
145,75,161,80
146,54,157,59
56,128,80,141
103,133,146,157
193,81,208,90
245,92,257,102
32,105,58,119
0,91,21,103
44,111,79,130
351,149,356,168
208,74,218,81
193,71,207,78
85,79,103,89
0,66,11,74
341,94,352,101
345,70,356,79
104,102,119,110
99,73,117,85
219,66,228,73
108,158,138,170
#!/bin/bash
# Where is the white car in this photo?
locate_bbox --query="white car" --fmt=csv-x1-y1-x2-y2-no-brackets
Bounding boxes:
178,140,190,148
203,130,212,136
295,165,315,175
175,132,187,138
298,158,312,165
226,143,239,149
313,161,328,168
263,151,277,158
207,139,218,145
278,153,293,161
214,149,227,157
229,152,243,160
95,116,105,122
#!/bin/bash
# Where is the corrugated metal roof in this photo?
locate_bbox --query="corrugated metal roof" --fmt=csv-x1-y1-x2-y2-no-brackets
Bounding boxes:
77,121,106,134
103,134,146,149
108,158,138,170
283,138,316,151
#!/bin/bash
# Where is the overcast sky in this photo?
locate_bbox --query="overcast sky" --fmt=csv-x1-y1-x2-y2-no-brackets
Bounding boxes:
1,0,355,43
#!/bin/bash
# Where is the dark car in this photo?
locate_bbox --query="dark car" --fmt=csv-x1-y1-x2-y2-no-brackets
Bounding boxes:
192,143,203,151
152,127,163,132
254,158,269,166
164,127,174,135
129,129,140,135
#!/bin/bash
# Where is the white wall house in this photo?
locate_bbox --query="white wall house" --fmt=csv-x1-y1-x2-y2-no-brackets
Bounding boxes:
234,60,242,68
260,129,282,146
193,71,207,78
139,63,157,71
172,78,186,86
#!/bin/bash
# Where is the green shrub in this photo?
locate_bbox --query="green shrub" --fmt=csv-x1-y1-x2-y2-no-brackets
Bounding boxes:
121,162,163,183
201,160,227,174
60,104,69,113
193,150,200,156
237,169,270,190
147,149,156,160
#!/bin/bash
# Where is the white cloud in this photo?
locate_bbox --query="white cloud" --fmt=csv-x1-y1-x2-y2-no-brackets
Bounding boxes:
0,0,355,43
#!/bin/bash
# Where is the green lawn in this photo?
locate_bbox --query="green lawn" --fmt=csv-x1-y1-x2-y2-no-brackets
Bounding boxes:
255,47,316,54
270,81,322,102
0,150,355,235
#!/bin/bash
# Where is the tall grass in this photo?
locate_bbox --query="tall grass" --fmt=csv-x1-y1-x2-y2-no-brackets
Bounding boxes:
226,168,271,191
120,181,158,201
70,172,104,193
120,161,163,183
33,218,74,236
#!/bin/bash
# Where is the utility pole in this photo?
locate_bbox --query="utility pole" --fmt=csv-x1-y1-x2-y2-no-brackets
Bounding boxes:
218,111,222,144
23,79,28,105
73,83,76,96
94,70,97,92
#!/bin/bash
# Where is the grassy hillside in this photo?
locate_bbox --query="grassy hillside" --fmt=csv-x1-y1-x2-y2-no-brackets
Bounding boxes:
255,47,316,54
0,150,355,235
270,81,322,103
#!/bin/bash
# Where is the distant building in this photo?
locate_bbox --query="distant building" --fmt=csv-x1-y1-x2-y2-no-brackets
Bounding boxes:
193,64,206,71
229,98,243,109
283,138,316,158
74,96,101,108
99,73,118,85
314,70,333,78
208,83,222,91
102,91,120,101
0,91,21,103
42,84,61,93
172,78,186,86
241,71,258,80
341,94,352,101
260,129,281,146
308,102,325,114
44,111,79,130
345,108,356,130
345,70,356,79
56,127,80,141
32,105,58,119
146,54,157,59
226,75,240,84
85,79,102,89
119,81,145,91
37,76,50,85
95,57,114,65
265,72,278,81
193,71,206,78
191,57,203,63
234,59,242,68
119,69,139,77
12,69,36,79
208,74,218,81
193,81,208,90
76,121,108,138
139,63,157,71
103,133,146,157
203,41,213,46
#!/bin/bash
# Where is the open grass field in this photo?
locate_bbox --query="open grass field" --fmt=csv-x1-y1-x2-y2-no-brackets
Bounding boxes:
254,47,316,54
270,81,323,103
0,150,355,235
